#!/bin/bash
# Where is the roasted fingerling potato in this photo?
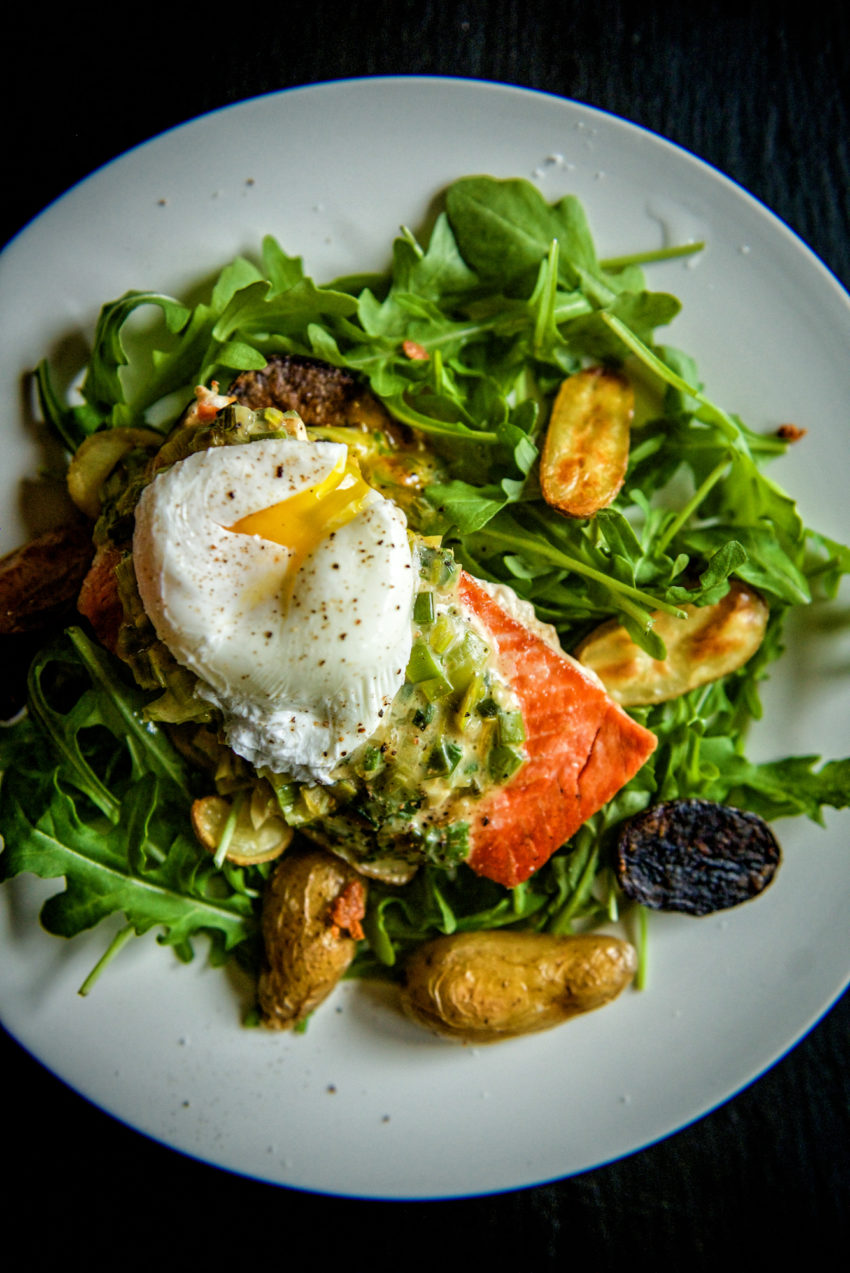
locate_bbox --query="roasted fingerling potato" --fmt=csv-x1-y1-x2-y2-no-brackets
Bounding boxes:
540,366,634,519
400,929,637,1043
258,845,368,1030
576,581,769,706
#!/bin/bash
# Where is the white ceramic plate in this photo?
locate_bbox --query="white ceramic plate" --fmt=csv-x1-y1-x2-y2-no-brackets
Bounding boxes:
1,77,848,1200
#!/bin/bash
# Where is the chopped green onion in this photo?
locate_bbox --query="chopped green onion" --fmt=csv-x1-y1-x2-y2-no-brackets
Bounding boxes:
360,746,383,776
413,590,436,624
444,630,489,693
214,791,245,869
489,744,525,784
427,740,464,776
497,709,526,746
412,701,436,729
430,614,456,654
406,640,443,684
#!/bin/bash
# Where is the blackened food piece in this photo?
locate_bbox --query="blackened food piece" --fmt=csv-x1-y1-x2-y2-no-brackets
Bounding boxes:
616,798,781,915
229,353,392,430
0,522,95,718
0,522,93,636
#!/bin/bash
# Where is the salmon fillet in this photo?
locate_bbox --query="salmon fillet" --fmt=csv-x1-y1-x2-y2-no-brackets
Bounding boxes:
458,573,657,888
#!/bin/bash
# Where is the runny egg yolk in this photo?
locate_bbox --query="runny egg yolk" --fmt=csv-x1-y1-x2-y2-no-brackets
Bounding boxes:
226,457,374,599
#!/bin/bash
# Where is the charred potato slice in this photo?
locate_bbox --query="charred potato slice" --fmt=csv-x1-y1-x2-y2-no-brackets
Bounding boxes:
191,792,293,866
616,799,781,915
400,930,637,1043
575,582,769,706
540,366,633,518
258,845,368,1029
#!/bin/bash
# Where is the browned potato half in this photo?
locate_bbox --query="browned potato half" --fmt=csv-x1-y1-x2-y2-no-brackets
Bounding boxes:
575,582,769,706
258,845,368,1030
0,522,96,717
191,792,293,866
540,367,634,518
0,522,94,636
399,930,636,1043
66,427,162,519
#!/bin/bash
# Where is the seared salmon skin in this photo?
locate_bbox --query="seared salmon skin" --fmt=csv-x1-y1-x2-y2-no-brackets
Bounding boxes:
458,573,657,888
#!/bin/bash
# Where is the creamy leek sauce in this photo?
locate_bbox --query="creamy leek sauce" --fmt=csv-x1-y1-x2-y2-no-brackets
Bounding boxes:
285,541,527,868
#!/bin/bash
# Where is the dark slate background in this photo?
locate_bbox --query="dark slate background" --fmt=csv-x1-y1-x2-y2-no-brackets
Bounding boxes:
3,1,848,1262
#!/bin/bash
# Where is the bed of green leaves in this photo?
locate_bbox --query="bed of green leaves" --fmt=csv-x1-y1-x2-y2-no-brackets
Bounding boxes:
2,174,849,994
0,628,262,986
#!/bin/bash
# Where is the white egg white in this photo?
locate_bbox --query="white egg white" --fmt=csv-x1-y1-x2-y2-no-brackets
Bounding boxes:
133,437,415,782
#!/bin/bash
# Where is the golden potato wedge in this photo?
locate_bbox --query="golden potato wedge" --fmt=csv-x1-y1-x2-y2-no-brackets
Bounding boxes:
540,367,633,518
67,427,162,519
399,930,636,1043
575,582,769,706
191,792,293,866
258,846,368,1029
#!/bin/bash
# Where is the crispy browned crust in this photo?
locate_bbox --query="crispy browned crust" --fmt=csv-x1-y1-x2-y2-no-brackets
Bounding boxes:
0,521,96,718
229,353,397,433
0,522,94,637
616,799,781,914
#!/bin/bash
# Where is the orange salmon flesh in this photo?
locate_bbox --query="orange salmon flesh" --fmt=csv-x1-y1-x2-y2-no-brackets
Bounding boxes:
458,573,657,888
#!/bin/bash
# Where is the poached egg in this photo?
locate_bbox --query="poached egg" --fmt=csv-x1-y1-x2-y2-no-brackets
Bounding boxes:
133,436,414,782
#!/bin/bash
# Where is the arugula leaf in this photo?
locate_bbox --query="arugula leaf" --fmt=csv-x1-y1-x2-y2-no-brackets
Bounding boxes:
15,171,850,990
445,176,572,286
426,480,510,534
0,629,256,981
26,628,192,816
696,743,850,822
354,844,609,974
1,774,252,956
82,291,192,416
